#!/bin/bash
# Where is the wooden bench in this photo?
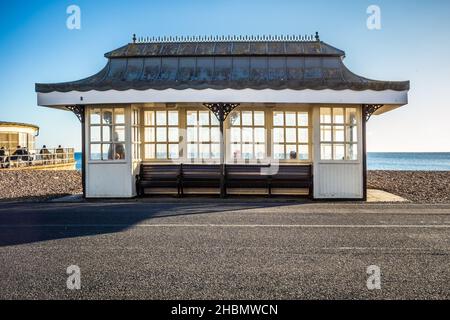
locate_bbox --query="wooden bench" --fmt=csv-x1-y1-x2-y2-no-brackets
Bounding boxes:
136,163,313,197
136,164,181,196
269,165,313,196
225,164,271,189
180,164,221,195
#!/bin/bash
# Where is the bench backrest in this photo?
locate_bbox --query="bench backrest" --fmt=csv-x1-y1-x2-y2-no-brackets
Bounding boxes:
272,165,312,179
181,164,221,178
226,164,271,176
140,164,181,179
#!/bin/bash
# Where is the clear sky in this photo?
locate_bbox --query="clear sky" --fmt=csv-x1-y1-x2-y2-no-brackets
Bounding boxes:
0,0,449,152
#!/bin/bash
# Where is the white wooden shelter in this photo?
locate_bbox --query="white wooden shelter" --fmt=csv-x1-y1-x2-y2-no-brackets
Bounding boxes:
36,34,409,199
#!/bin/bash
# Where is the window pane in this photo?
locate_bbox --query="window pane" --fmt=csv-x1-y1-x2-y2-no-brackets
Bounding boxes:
102,126,111,142
168,127,179,142
230,112,240,126
242,128,253,143
168,111,178,126
211,127,220,142
102,109,113,125
320,125,332,142
255,144,266,160
285,112,296,126
144,144,155,159
187,127,197,142
102,144,113,160
254,128,265,143
187,144,198,159
114,126,125,142
273,144,285,160
187,111,197,126
333,144,345,160
156,144,167,159
242,111,252,126
199,144,210,159
144,128,155,142
333,126,345,142
230,128,241,142
156,127,167,142
298,128,308,143
286,128,296,143
333,108,345,124
320,108,332,123
242,144,253,159
273,128,284,143
168,144,179,159
298,145,309,160
273,111,284,126
321,144,332,160
90,144,101,160
346,143,358,160
156,111,167,125
231,144,241,159
90,126,101,142
199,127,210,142
286,145,297,160
347,125,358,143
210,113,220,126
115,108,125,124
211,144,220,159
144,111,154,126
254,111,265,126
90,109,101,124
298,112,308,126
346,108,358,125
199,111,209,126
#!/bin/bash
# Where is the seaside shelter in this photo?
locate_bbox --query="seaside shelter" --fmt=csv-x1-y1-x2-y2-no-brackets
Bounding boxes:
35,34,409,199
0,121,39,152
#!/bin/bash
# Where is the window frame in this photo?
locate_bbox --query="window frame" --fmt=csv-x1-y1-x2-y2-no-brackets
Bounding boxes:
319,106,359,162
142,108,180,161
185,109,221,162
88,107,127,162
227,109,267,162
270,109,312,163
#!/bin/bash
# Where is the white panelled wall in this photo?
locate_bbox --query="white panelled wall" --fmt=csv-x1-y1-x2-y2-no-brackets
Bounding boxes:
312,106,364,199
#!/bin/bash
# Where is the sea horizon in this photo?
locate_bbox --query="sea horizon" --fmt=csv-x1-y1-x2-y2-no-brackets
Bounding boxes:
74,152,450,171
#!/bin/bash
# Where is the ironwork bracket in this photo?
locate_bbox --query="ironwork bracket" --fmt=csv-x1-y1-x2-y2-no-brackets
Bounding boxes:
66,105,85,123
363,104,384,122
203,103,240,122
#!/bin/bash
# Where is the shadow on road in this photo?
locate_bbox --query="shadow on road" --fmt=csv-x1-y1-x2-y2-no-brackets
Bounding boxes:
0,199,306,247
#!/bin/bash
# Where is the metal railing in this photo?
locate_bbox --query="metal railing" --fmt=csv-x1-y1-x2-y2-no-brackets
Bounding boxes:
0,147,75,169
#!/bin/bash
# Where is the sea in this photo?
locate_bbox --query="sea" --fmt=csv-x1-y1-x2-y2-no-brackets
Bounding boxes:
74,152,450,171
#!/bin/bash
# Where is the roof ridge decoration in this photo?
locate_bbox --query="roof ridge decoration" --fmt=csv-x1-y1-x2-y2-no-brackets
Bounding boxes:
132,32,321,44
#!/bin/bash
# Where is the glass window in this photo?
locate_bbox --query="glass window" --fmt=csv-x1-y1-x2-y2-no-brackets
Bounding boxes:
186,110,219,160
229,110,266,161
143,110,179,160
89,107,126,161
320,107,359,160
272,111,310,161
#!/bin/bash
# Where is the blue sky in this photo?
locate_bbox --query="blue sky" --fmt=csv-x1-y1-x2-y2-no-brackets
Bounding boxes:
0,0,449,152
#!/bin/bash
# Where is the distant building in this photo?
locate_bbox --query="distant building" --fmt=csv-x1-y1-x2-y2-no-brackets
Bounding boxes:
36,34,410,199
0,121,39,152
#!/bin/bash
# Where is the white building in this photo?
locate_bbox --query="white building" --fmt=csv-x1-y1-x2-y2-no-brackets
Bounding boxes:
36,34,409,199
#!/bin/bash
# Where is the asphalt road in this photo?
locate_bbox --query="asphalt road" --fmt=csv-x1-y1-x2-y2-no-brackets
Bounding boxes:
0,199,449,300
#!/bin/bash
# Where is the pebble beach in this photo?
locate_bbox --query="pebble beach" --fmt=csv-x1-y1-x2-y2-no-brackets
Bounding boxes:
0,170,449,203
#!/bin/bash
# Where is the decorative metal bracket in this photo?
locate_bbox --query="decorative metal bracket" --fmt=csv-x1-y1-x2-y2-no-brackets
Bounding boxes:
203,103,240,122
66,105,85,123
363,104,384,122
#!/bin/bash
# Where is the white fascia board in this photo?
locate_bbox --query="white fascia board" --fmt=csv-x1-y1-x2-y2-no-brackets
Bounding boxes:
37,88,408,107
